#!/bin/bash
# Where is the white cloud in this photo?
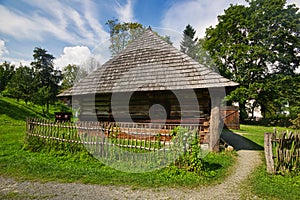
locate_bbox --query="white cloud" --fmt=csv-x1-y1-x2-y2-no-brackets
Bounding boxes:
0,5,43,41
54,46,93,70
0,40,8,57
82,1,109,43
9,59,31,67
0,1,109,46
115,0,135,22
160,0,247,48
287,0,300,8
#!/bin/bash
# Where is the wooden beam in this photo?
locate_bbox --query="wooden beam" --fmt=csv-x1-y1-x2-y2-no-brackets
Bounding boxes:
209,88,223,152
264,132,275,174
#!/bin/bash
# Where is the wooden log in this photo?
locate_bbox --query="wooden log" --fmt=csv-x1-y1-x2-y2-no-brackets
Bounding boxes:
209,88,222,152
264,132,275,174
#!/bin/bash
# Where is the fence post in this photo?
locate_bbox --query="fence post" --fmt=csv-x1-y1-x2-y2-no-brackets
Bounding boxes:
264,132,275,174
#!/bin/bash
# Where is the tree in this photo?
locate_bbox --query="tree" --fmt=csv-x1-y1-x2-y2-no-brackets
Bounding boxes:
31,47,62,114
180,24,198,60
204,0,300,121
61,64,87,90
106,19,145,56
0,61,15,92
160,35,173,45
5,65,34,103
106,19,173,55
80,57,101,74
195,38,217,70
205,0,299,84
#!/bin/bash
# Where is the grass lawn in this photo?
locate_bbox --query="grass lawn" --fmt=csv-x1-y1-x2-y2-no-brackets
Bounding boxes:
236,124,300,200
0,97,236,188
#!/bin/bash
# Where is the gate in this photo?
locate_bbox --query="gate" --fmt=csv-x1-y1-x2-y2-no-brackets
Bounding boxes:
220,106,240,130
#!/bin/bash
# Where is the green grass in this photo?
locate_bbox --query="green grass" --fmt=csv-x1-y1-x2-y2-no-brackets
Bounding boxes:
0,97,68,122
232,124,300,200
247,163,300,200
0,96,236,188
237,124,297,147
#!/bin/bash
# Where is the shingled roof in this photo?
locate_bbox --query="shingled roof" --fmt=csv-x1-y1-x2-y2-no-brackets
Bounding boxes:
59,28,238,97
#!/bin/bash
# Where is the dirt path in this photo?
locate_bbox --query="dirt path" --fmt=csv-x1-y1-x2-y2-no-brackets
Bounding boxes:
0,132,262,200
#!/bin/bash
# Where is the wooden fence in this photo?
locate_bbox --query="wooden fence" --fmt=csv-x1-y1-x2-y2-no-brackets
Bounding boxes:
26,118,203,145
26,118,206,152
26,118,207,172
264,131,300,174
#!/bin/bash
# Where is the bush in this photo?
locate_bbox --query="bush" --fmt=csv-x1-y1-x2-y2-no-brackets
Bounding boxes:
245,115,293,127
172,127,204,174
290,114,300,129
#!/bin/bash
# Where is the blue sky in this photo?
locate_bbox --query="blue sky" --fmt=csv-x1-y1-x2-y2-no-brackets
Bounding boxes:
0,0,299,70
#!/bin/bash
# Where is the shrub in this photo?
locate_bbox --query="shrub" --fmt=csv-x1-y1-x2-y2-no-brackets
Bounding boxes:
172,126,204,173
290,114,300,129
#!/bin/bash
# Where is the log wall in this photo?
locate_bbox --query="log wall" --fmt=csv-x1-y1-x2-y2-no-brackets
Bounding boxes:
76,89,211,123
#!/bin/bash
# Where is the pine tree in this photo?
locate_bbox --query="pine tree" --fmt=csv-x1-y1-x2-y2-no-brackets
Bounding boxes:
31,47,62,114
180,24,198,60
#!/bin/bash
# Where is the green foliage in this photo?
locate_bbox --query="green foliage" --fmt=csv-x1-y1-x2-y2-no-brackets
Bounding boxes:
159,35,173,45
205,0,299,84
0,61,15,92
180,24,198,60
290,113,300,129
31,47,62,113
5,65,34,103
171,127,204,173
195,38,217,70
205,0,300,121
248,165,300,200
106,18,173,55
61,64,87,90
106,18,145,56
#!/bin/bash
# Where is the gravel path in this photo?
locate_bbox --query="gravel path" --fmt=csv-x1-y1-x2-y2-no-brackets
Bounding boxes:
0,132,262,200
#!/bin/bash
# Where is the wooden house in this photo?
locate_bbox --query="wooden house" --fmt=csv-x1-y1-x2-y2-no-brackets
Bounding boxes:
58,28,238,151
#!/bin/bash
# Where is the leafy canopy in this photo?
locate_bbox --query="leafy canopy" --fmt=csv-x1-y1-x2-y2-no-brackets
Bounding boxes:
106,18,145,56
106,18,173,56
204,0,299,85
204,0,300,121
5,65,34,103
61,64,87,90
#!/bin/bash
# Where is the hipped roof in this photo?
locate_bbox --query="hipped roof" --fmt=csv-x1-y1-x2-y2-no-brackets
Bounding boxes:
59,28,238,97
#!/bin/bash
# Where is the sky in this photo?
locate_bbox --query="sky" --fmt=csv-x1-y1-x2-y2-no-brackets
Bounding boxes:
0,0,299,71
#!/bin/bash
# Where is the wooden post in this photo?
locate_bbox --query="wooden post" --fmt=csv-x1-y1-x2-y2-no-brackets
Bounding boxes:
209,88,222,152
264,132,275,174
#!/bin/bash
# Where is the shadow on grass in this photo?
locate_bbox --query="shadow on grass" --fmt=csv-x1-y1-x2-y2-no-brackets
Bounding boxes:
202,162,222,171
0,99,43,121
221,129,263,151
